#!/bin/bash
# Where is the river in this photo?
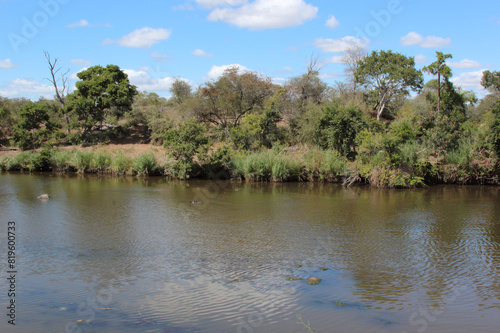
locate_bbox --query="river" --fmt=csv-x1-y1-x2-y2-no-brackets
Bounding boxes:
0,173,499,332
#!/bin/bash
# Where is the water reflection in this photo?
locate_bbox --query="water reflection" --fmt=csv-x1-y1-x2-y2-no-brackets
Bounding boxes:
0,174,499,332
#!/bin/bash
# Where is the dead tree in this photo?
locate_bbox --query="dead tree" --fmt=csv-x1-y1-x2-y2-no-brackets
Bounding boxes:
44,51,71,134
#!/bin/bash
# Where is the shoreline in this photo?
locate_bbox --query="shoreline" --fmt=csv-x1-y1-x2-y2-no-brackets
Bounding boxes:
1,144,498,188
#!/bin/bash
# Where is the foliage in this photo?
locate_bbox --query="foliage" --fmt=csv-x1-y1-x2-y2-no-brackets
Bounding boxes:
133,153,158,176
71,150,94,173
303,148,347,181
490,102,500,157
169,78,192,105
91,151,112,172
355,50,423,120
481,70,500,93
111,152,132,174
66,64,137,140
164,118,209,179
12,102,59,150
232,148,302,181
317,104,367,158
193,66,273,133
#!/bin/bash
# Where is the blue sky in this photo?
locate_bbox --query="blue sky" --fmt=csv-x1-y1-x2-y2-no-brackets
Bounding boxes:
1,0,499,100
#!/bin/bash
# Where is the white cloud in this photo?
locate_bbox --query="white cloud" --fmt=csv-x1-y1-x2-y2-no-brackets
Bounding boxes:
313,36,369,53
192,49,212,57
123,69,190,92
274,66,294,75
207,0,318,30
451,69,487,91
319,70,340,80
70,67,89,80
205,64,248,80
173,3,195,10
70,59,91,66
194,0,247,9
324,55,344,64
447,59,481,69
150,51,171,62
67,19,89,28
325,15,340,29
103,27,172,49
414,54,429,64
67,19,111,28
0,79,53,99
400,32,451,48
0,58,18,69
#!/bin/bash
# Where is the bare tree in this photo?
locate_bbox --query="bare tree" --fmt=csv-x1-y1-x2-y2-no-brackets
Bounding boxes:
342,46,367,95
44,51,71,134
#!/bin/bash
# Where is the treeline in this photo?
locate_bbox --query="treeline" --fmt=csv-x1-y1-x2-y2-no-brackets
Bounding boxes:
1,51,499,187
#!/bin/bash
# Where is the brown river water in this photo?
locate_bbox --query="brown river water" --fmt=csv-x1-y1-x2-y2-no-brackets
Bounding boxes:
0,173,499,333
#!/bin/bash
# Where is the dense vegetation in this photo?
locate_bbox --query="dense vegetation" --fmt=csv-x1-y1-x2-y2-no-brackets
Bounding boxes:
1,51,499,188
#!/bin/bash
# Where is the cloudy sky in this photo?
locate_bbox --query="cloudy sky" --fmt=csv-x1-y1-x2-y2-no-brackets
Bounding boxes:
1,0,499,100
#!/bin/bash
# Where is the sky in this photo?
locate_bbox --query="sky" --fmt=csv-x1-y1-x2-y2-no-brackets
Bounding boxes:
1,0,499,101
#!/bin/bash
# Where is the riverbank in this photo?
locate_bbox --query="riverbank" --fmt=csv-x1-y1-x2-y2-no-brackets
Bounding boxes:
0,144,498,188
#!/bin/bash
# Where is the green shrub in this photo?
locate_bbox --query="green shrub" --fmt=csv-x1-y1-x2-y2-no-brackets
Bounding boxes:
92,151,112,172
111,153,132,174
133,153,158,176
26,148,54,171
71,150,93,173
303,148,347,181
52,150,73,171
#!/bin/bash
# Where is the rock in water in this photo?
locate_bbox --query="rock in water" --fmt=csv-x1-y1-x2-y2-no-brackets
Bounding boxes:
37,194,50,200
306,277,322,285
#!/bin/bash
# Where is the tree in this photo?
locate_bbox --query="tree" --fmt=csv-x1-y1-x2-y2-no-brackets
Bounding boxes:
423,52,453,115
169,78,192,104
355,50,423,120
44,51,71,134
317,104,367,158
287,54,328,106
66,65,137,140
164,118,209,179
342,45,367,95
481,70,500,93
194,66,273,135
12,102,58,150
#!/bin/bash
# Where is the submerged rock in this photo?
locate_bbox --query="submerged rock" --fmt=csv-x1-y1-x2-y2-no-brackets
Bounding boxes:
319,267,328,271
189,200,201,204
306,277,322,285
286,277,304,281
37,194,50,200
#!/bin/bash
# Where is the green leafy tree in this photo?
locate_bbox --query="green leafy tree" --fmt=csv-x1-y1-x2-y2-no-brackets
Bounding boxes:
481,70,500,93
194,66,273,135
12,102,59,150
423,52,453,115
482,71,500,156
355,50,423,120
66,65,137,140
317,104,367,158
164,118,209,178
169,78,192,105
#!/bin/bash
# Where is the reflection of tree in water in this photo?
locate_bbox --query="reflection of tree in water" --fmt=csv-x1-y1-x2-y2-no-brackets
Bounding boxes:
318,186,500,311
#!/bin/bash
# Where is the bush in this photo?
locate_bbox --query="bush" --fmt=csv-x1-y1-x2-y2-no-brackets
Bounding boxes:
111,153,132,175
71,150,93,173
317,105,367,158
232,149,301,181
133,153,158,176
52,150,73,171
303,148,347,181
92,151,112,172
